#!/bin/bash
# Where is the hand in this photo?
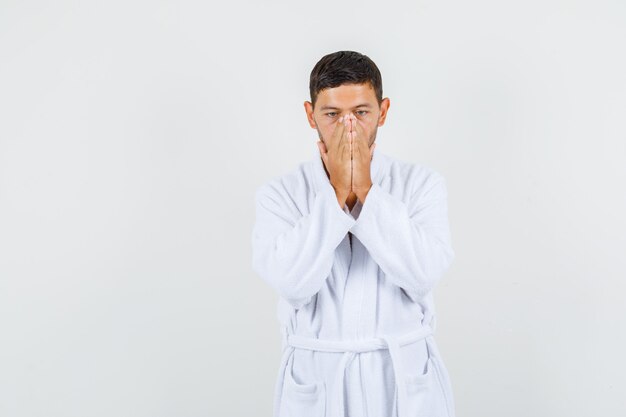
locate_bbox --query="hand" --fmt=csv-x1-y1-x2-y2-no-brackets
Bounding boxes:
317,115,352,206
345,113,376,202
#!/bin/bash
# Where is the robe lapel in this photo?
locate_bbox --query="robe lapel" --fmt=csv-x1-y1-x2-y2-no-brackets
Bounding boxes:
309,143,386,285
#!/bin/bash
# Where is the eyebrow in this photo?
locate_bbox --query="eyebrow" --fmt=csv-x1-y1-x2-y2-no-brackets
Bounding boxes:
319,103,373,110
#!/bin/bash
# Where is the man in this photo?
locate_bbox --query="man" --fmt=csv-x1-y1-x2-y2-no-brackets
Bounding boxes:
251,50,456,417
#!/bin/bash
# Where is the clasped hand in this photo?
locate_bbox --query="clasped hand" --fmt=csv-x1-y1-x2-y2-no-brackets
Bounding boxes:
317,113,376,204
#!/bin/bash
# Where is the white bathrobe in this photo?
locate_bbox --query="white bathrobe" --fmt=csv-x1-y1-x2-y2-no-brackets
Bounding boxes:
251,144,456,417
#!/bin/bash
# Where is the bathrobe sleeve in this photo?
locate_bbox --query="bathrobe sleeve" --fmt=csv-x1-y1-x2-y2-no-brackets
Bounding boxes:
350,172,455,301
251,180,356,309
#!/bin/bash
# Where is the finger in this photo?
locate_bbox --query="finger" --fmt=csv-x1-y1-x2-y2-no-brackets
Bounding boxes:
317,139,328,155
348,113,357,135
358,120,370,155
345,113,356,145
342,132,351,162
353,128,362,158
349,116,358,155
338,115,351,152
319,139,327,154
331,115,347,153
352,118,366,155
345,112,353,131
326,115,342,148
341,117,352,166
353,114,364,138
317,140,328,165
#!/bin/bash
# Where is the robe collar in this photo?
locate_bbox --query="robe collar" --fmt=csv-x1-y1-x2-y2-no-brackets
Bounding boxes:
311,142,385,193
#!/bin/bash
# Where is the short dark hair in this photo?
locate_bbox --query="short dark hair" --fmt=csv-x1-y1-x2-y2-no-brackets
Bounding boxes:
309,50,383,110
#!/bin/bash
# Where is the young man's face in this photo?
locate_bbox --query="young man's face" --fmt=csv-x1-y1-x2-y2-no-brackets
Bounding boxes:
304,82,390,149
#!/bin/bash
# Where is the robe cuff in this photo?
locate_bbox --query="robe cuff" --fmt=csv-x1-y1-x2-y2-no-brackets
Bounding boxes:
350,183,390,237
318,181,357,229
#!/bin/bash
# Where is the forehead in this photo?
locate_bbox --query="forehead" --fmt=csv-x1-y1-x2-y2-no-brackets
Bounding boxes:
316,83,377,110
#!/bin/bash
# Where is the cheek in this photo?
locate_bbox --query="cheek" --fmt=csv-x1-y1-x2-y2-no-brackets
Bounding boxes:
322,118,337,131
320,125,335,141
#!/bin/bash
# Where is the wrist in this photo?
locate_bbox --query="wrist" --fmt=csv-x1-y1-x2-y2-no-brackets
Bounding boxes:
353,183,373,202
333,187,350,206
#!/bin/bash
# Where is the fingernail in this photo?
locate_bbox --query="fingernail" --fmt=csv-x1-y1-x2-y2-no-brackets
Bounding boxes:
339,115,344,122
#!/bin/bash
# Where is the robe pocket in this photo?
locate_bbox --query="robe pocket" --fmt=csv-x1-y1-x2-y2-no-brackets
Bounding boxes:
279,354,326,417
405,355,449,417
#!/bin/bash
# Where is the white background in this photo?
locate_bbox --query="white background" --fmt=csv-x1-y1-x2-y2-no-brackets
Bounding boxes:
1,1,625,416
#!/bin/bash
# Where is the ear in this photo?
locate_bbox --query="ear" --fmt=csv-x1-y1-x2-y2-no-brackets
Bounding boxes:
377,97,390,126
304,101,316,128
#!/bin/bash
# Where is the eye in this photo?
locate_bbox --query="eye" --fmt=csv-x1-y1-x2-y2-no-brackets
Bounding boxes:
356,111,368,116
326,112,337,117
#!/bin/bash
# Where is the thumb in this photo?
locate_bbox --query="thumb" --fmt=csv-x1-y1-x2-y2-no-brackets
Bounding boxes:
317,140,328,155
317,141,328,164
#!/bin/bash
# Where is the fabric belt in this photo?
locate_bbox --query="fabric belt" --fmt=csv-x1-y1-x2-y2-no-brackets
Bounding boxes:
276,324,434,417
